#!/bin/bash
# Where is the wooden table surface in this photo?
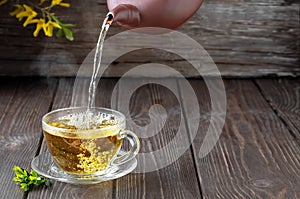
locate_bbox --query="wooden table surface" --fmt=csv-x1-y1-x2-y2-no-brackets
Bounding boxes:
0,77,299,199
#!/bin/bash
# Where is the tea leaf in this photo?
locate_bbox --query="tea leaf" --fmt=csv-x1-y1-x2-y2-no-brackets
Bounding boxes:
13,166,51,192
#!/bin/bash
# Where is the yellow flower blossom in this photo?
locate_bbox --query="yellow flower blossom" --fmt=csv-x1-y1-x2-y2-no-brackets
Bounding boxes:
51,0,70,7
44,20,62,37
26,18,47,37
10,4,24,17
16,5,38,27
4,0,74,40
0,0,7,6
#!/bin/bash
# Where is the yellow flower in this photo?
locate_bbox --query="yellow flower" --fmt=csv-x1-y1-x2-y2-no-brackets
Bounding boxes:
26,18,47,37
44,20,62,37
16,5,38,27
10,4,24,17
0,0,7,6
51,0,70,7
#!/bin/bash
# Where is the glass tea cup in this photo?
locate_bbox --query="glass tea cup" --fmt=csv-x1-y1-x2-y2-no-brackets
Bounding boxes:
42,107,140,177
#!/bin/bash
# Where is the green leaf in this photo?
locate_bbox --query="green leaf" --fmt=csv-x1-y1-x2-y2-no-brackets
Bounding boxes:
30,170,39,177
62,23,76,28
29,175,37,182
45,179,51,187
13,166,51,192
50,15,76,41
13,166,25,176
56,29,63,38
15,173,23,178
51,15,62,25
20,183,30,192
62,27,74,41
13,177,22,183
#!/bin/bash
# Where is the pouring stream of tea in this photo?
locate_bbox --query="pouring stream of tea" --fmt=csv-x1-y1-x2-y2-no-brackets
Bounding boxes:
88,14,113,109
86,14,113,127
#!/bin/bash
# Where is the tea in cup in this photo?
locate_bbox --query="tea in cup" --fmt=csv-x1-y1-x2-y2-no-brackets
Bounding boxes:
42,107,140,177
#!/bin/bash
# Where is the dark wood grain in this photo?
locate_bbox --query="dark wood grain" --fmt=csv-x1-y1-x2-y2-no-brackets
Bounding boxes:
27,78,118,199
0,78,57,198
0,0,299,77
115,78,202,199
0,78,19,121
1,77,299,198
181,0,300,77
256,79,300,140
0,0,109,76
184,79,300,198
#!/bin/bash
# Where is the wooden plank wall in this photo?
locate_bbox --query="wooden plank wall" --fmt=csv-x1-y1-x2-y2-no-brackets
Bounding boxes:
0,0,299,77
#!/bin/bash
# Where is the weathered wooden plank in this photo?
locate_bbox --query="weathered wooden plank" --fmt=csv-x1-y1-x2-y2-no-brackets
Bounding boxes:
0,0,299,77
256,78,300,140
181,0,300,77
115,78,201,199
0,0,109,76
0,77,57,198
183,80,300,198
27,78,118,199
0,77,19,121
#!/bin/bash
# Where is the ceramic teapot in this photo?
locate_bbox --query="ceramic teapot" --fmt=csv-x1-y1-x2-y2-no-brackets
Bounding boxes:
107,0,204,29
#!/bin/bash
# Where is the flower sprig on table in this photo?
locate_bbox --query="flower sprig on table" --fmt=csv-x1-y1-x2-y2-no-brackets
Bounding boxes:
13,166,51,192
0,0,76,41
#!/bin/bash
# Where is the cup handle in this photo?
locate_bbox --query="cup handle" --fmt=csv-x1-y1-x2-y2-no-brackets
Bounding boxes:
112,130,140,165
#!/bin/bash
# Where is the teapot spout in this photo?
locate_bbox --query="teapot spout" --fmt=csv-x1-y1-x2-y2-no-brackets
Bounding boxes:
108,4,141,29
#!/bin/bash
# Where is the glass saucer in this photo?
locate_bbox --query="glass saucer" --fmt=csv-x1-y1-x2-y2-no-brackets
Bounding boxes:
31,150,137,185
